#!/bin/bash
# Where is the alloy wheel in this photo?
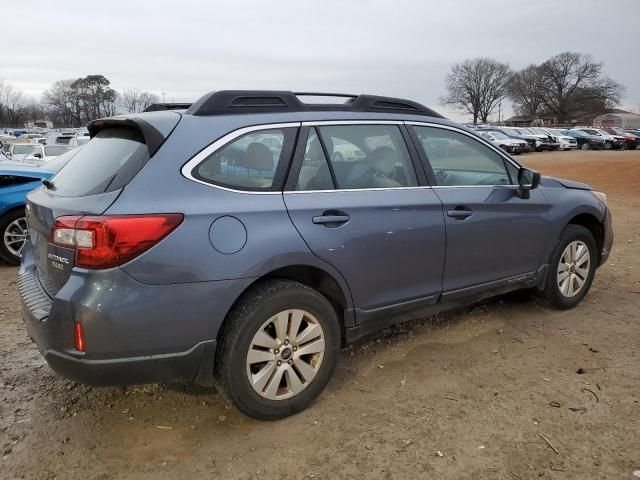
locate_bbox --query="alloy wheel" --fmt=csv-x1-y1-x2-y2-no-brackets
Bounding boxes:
557,240,591,298
3,217,28,258
246,309,325,400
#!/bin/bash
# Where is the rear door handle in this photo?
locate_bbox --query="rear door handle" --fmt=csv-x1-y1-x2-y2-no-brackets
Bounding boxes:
312,215,350,225
447,208,473,219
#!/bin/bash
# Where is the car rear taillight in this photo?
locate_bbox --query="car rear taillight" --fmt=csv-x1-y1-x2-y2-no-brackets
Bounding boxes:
50,214,184,269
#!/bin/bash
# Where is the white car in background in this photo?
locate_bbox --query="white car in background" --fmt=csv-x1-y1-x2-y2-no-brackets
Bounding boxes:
7,143,37,162
46,133,76,146
478,131,528,154
68,136,91,148
542,128,578,150
22,145,70,165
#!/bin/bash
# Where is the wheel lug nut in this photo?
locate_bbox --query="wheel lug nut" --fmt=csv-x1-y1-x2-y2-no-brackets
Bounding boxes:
293,346,297,351
284,340,289,345
288,359,293,365
277,360,282,366
274,349,279,354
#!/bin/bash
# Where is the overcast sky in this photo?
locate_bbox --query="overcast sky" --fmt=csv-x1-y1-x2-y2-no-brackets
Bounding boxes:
3,0,639,121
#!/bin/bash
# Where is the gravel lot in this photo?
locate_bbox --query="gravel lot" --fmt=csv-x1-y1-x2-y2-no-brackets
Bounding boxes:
1,150,639,479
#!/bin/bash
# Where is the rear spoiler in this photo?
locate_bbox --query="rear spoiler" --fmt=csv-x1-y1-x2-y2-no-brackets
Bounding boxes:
87,112,181,157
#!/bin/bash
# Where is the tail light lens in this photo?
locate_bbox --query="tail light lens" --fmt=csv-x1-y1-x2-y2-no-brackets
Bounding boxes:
50,214,184,269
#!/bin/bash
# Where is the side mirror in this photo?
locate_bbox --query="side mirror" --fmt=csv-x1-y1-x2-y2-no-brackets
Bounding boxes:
517,167,541,199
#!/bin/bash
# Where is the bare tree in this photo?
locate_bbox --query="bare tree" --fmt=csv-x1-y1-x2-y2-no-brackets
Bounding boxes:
442,58,512,124
44,79,83,126
44,75,118,126
0,79,27,126
538,52,624,123
119,89,160,113
509,65,545,117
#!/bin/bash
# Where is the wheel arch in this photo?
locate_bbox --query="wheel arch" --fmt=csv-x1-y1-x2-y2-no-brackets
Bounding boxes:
567,212,604,263
217,263,354,347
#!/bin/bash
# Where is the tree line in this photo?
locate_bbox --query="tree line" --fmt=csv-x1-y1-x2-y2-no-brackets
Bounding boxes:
0,75,160,127
442,51,625,124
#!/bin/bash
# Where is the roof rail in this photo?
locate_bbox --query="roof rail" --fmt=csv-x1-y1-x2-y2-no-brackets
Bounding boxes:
143,103,192,113
186,90,443,118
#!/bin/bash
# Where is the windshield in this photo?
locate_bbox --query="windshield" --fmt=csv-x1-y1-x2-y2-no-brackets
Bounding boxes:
40,146,83,173
44,145,68,156
13,145,34,154
77,137,90,145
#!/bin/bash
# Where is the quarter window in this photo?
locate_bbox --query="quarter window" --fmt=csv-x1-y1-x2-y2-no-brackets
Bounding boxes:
412,126,513,186
295,124,418,190
194,128,295,191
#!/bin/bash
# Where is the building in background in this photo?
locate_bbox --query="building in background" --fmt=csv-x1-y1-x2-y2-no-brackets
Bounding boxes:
593,112,640,129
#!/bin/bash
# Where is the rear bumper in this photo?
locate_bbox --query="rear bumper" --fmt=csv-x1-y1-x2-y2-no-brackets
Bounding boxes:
43,341,216,386
19,248,253,387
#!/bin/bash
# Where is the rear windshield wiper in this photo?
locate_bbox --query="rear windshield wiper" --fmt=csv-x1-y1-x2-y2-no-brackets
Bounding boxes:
42,179,56,190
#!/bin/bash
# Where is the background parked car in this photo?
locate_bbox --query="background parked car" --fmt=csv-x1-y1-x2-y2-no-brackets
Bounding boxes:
45,133,76,145
573,128,624,150
67,136,91,148
559,129,605,150
0,147,80,264
540,128,578,150
503,127,550,151
529,128,561,150
6,143,36,162
22,145,70,165
478,131,527,154
478,127,534,152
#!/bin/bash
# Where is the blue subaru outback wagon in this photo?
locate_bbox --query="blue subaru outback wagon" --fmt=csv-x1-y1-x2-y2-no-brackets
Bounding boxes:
19,91,613,419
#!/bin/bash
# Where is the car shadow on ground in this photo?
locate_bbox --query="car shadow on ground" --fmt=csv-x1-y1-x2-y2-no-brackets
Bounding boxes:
167,289,538,398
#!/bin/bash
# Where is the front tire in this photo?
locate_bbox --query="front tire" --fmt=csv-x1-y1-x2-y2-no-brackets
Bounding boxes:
214,280,341,420
0,208,28,265
581,142,590,150
536,225,597,309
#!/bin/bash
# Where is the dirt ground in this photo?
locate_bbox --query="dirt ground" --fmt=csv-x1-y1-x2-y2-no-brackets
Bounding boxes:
1,150,639,480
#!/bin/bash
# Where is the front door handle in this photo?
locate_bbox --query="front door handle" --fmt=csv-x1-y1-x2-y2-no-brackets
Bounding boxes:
447,208,473,219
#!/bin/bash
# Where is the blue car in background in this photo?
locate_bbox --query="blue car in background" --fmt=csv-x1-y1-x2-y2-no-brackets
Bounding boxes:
0,148,79,264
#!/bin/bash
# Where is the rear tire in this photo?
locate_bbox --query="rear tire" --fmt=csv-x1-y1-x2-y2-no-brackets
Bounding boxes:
536,225,597,309
581,143,590,150
0,208,27,266
214,280,341,420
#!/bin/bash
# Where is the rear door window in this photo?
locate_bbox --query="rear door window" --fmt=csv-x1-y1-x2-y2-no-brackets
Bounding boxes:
49,126,149,197
295,124,418,190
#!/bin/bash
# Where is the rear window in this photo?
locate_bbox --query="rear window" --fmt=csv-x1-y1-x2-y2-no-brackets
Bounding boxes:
49,126,149,197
